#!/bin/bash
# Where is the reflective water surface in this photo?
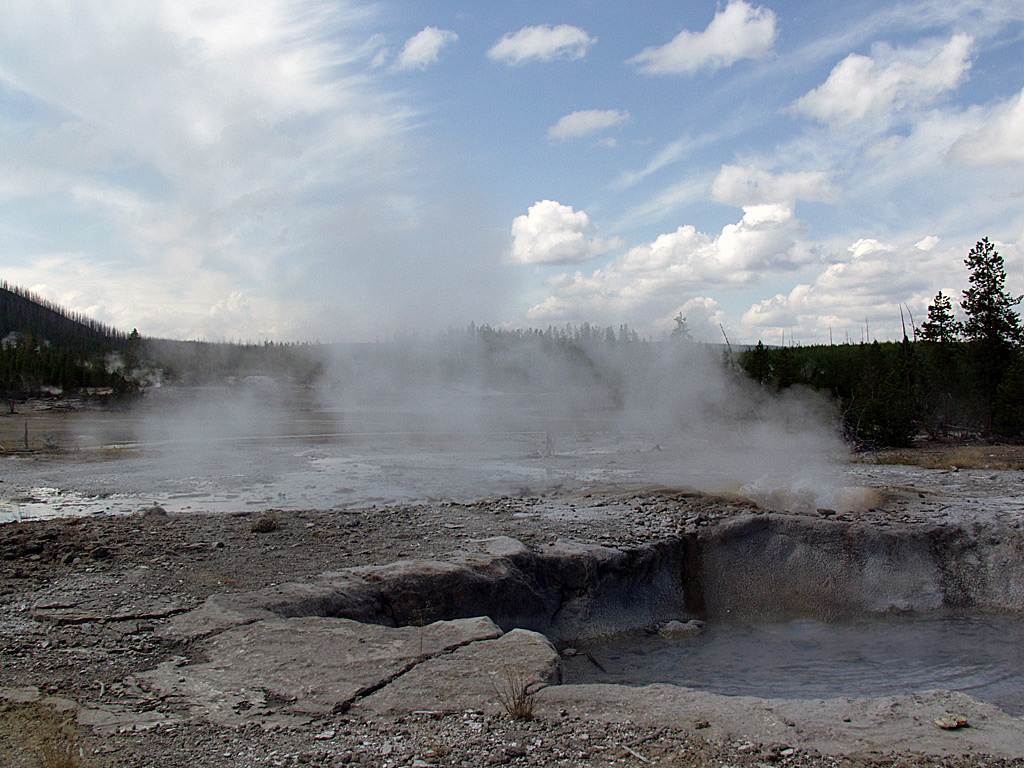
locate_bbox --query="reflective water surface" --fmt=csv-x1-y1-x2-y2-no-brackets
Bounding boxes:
562,614,1024,714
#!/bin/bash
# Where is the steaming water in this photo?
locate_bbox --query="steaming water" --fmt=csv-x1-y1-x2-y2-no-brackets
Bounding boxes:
0,380,855,522
562,614,1024,714
0,405,723,521
2,376,1020,525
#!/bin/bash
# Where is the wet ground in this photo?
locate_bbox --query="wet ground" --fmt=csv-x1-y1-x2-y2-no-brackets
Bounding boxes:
0,392,822,520
5,393,1022,527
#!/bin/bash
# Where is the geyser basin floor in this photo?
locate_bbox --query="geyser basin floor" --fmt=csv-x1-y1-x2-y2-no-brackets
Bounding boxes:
1,392,855,520
6,460,1024,764
564,614,1024,715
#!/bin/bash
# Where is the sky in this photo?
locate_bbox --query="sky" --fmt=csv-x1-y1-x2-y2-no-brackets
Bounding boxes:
1,0,1023,344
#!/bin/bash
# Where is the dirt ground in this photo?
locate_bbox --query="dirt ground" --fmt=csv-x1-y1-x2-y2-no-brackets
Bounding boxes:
865,444,1024,471
2,448,1023,767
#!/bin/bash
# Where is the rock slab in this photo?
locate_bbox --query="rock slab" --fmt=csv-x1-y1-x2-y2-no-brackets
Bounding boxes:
142,615,560,726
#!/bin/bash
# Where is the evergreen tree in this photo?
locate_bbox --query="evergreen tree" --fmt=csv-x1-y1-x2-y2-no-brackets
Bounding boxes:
745,340,771,385
919,291,961,344
670,313,692,341
962,238,1023,347
960,237,1024,433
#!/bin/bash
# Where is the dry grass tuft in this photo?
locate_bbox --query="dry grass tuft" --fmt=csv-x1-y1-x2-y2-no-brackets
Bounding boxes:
38,733,84,768
0,702,89,768
489,667,536,721
251,511,280,533
427,741,451,760
864,445,1024,471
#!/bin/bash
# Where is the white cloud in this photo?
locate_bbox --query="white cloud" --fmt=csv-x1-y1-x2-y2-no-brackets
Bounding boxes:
848,238,895,258
950,86,1024,165
739,238,964,343
0,0,511,341
621,204,813,276
487,25,595,66
510,200,620,265
629,1,777,75
395,26,458,70
547,109,629,140
795,34,973,125
526,205,816,325
711,165,838,206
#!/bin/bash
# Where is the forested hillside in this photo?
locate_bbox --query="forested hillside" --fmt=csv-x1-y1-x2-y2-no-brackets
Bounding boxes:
1,283,137,402
1,282,126,355
0,283,325,399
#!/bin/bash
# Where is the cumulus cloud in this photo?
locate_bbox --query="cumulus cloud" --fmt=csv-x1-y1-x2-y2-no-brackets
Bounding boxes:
950,85,1024,165
395,26,458,70
739,238,964,343
795,34,973,125
510,200,620,265
629,1,776,75
621,204,812,276
711,165,838,207
526,204,816,325
547,109,629,140
487,24,595,66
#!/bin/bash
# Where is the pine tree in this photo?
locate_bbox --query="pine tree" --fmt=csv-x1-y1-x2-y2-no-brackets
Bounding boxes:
960,237,1023,433
919,291,961,344
744,340,771,384
670,313,692,341
962,238,1022,347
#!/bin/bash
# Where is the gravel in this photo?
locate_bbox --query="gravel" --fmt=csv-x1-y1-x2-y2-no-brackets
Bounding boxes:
2,467,1021,767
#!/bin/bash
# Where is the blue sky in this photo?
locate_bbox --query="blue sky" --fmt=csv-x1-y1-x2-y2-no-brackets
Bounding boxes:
1,0,1023,343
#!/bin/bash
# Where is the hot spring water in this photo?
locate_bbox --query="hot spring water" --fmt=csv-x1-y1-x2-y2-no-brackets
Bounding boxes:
562,613,1024,714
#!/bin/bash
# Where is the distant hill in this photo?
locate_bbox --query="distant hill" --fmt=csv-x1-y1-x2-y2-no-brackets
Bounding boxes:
1,282,137,401
0,281,127,355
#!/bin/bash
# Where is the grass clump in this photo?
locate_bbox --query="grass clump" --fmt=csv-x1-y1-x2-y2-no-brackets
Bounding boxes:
0,702,89,768
251,511,280,533
865,445,1024,470
488,667,537,721
38,733,84,768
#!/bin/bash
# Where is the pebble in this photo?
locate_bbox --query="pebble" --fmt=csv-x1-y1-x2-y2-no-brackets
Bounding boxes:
1,486,1012,768
934,715,969,730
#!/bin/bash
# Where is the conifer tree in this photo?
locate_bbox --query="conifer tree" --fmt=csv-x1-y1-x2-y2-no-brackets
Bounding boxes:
962,238,1022,348
919,291,961,344
960,237,1023,432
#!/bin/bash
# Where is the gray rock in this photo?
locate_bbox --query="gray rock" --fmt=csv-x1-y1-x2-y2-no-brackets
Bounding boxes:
353,628,561,717
142,616,503,723
658,619,705,639
32,592,186,625
163,535,692,643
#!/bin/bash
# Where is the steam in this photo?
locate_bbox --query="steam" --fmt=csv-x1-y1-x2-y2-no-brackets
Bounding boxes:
305,330,855,512
4,330,861,519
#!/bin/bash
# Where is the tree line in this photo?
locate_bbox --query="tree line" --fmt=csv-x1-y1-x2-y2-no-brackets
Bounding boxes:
1,282,127,356
4,237,1021,446
1,284,138,404
0,282,328,401
739,238,1024,446
0,331,138,405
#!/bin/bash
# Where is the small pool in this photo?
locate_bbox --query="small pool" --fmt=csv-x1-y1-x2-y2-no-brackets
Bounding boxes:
561,614,1024,714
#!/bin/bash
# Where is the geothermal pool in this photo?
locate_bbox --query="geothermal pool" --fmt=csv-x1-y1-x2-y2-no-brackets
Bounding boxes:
563,614,1024,714
0,385,860,521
